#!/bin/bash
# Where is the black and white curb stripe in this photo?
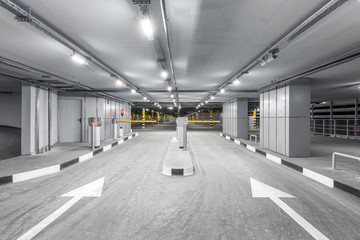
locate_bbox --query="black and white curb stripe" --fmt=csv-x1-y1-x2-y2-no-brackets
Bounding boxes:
219,133,360,198
0,133,138,186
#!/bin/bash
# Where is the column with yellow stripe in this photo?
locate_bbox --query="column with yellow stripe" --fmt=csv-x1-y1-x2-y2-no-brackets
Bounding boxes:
142,108,145,129
210,110,213,129
151,111,154,127
202,112,205,127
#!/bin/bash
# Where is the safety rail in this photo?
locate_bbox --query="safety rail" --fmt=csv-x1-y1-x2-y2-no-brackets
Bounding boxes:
310,119,360,140
332,152,360,170
250,134,257,143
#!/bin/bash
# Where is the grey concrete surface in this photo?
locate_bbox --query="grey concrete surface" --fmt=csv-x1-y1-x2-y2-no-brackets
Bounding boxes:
0,130,359,239
0,126,21,161
0,132,134,177
241,133,360,189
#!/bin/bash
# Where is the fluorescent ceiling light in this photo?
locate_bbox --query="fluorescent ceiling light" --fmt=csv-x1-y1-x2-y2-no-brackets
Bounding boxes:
211,96,215,100
116,79,124,86
71,52,88,65
143,97,147,100
161,71,168,79
141,18,154,41
167,86,172,91
154,103,157,105
172,99,175,102
201,103,204,106
168,107,173,110
131,89,136,94
233,78,240,85
220,89,225,93
205,101,208,104
171,94,174,98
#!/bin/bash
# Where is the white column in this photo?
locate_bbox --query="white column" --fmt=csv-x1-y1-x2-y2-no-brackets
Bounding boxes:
222,99,248,139
260,80,310,157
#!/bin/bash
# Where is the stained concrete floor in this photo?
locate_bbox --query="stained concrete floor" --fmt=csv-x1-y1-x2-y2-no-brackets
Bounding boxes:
0,129,359,240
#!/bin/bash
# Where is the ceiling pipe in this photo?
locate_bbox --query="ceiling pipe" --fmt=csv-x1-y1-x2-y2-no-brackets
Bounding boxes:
160,0,179,103
0,0,156,104
260,48,360,91
0,57,132,104
198,0,348,104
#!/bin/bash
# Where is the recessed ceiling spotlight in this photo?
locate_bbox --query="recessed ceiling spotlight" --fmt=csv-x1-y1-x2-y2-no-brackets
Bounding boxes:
211,96,215,100
201,103,204,106
167,86,172,91
233,78,240,85
161,71,168,79
154,103,157,105
220,89,225,93
205,101,208,104
171,94,174,98
131,89,136,94
172,99,175,102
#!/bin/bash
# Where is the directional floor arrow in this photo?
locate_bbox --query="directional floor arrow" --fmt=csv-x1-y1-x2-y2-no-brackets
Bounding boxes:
250,178,329,240
17,177,105,240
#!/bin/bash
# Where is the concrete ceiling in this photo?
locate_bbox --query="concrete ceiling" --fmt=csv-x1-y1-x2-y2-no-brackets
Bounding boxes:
0,0,359,113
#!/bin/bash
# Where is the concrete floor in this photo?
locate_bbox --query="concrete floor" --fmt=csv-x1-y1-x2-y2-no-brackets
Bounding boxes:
0,129,359,239
0,126,21,161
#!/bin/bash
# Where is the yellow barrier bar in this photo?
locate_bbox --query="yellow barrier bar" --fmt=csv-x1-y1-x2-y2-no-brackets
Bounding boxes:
188,120,220,123
118,120,156,123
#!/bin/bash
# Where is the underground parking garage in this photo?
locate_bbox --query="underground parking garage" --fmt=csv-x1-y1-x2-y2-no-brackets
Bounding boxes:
0,0,360,239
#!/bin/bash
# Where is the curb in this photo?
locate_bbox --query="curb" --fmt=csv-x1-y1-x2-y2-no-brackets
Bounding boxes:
219,133,360,198
161,137,194,177
0,133,138,186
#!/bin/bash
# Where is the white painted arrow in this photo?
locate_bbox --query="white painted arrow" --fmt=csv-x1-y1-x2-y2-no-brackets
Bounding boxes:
17,177,105,240
250,178,329,240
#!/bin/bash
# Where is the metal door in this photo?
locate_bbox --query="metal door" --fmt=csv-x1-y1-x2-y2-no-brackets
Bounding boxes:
58,99,82,142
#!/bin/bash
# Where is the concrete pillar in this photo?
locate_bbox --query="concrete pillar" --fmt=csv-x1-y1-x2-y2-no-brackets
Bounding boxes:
210,110,213,129
21,85,56,155
260,81,310,157
222,99,248,139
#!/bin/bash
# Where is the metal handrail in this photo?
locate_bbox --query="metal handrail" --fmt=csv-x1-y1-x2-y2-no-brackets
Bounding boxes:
332,152,360,169
250,134,257,143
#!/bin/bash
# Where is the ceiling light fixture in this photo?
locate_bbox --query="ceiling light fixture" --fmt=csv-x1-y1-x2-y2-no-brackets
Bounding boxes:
220,89,225,93
211,96,215,100
71,52,88,65
161,70,168,79
171,94,174,98
143,97,147,100
168,107,173,110
205,101,208,104
141,18,154,41
233,78,240,85
131,89,136,94
167,86,172,91
116,79,124,86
